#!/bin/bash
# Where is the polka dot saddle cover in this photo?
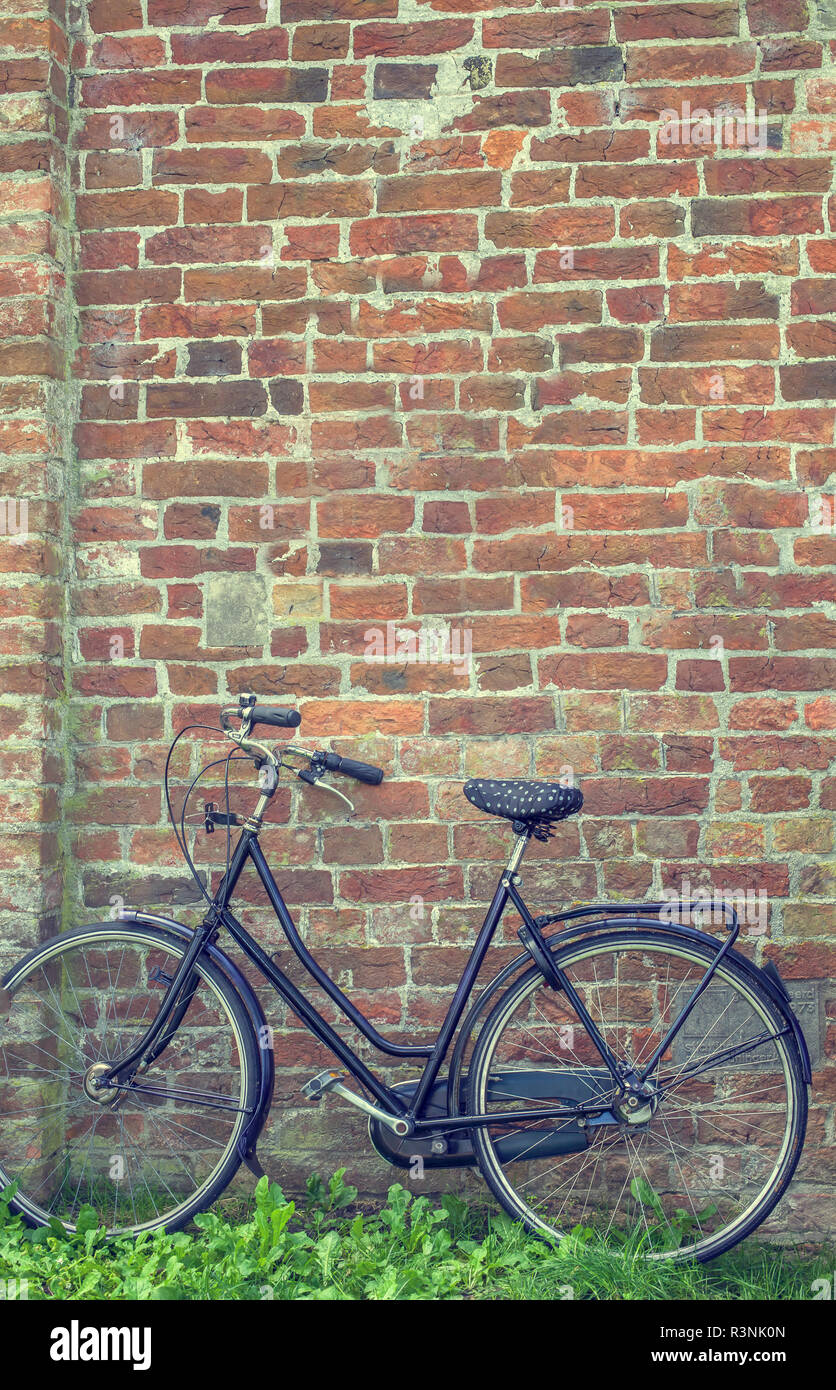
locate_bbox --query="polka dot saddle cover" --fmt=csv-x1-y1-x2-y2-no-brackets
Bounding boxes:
463,777,583,824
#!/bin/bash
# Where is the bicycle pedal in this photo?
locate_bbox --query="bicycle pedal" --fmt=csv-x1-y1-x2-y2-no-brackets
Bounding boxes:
301,1069,344,1100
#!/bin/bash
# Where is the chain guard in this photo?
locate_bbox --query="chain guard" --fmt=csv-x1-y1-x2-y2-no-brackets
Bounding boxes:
369,1067,612,1170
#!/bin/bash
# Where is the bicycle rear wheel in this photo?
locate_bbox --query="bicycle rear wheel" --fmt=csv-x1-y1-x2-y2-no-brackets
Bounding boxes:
0,923,260,1235
467,929,807,1262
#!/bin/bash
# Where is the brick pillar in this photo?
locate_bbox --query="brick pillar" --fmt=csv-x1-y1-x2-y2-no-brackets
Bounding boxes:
0,1,73,962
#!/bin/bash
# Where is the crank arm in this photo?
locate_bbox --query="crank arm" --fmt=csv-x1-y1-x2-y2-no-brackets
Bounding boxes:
301,1070,410,1136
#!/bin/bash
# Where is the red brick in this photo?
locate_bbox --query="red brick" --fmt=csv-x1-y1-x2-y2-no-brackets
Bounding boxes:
650,324,780,362
75,190,179,231
185,107,305,142
292,24,350,61
354,19,472,56
204,67,328,105
615,4,741,41
377,171,502,214
747,0,810,34
350,214,479,256
170,29,289,65
81,70,201,106
692,196,823,237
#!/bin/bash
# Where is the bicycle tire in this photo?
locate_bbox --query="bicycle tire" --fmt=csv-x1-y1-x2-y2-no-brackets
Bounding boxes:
467,928,808,1263
1,922,261,1236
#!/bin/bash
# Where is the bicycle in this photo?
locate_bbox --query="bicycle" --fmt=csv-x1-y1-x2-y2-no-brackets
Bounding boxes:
0,694,811,1260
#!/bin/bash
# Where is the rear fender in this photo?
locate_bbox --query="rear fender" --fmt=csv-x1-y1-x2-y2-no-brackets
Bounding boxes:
759,958,813,1085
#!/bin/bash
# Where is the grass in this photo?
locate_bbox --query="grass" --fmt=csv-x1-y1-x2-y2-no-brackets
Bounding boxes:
0,1171,829,1301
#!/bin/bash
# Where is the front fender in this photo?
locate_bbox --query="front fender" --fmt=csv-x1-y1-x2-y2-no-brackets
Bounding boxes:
117,909,275,1174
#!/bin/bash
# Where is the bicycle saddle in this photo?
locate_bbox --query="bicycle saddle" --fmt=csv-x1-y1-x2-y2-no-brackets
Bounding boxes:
462,778,583,824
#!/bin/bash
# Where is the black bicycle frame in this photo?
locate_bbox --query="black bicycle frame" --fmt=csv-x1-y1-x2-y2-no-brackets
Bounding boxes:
104,823,760,1134
218,831,587,1130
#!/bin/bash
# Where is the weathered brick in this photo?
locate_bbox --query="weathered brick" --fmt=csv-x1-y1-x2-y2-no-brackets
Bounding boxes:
289,23,350,62
650,323,780,362
75,190,179,230
81,70,202,106
355,20,471,57
204,67,328,104
495,47,624,89
377,170,502,214
692,196,824,236
350,214,479,255
781,361,836,400
185,107,305,142
372,62,437,100
747,0,809,33
152,148,273,184
170,29,289,65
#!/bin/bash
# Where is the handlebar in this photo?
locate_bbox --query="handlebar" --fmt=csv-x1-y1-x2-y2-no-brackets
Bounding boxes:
317,752,384,786
220,700,301,733
248,703,301,729
220,695,384,792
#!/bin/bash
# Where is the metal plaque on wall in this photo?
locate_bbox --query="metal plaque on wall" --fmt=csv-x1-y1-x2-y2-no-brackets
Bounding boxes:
205,573,267,649
672,979,823,1070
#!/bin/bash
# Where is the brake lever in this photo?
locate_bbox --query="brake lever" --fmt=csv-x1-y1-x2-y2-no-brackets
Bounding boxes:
296,768,355,814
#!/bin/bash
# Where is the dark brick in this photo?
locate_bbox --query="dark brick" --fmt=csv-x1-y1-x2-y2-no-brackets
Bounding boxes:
269,379,305,414
316,542,374,576
145,381,268,418
186,341,243,376
373,62,437,99
781,362,836,401
495,46,624,88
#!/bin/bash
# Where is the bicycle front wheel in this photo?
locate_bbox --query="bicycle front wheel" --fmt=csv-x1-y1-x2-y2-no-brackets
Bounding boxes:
467,929,807,1262
0,923,260,1235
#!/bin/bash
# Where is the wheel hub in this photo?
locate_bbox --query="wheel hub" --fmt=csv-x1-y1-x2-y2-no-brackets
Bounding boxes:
613,1071,659,1125
82,1062,122,1108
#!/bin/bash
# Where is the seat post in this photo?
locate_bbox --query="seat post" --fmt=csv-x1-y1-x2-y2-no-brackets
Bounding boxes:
504,827,531,879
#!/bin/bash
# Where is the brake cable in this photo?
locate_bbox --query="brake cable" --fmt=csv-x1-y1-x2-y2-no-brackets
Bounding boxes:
165,721,358,922
164,723,251,915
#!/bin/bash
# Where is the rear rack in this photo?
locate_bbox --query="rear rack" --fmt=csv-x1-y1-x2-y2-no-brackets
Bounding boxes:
534,898,740,937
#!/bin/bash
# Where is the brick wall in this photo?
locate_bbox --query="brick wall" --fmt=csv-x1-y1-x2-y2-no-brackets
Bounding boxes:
1,0,835,1228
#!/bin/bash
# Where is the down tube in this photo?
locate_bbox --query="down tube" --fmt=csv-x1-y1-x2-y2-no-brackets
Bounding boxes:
246,837,430,1060
219,837,407,1114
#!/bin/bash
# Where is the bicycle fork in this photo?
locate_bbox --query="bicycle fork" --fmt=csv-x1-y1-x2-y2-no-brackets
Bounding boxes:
95,911,218,1093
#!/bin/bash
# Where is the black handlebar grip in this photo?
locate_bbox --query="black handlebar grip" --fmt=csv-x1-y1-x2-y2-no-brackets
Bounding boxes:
249,704,302,729
322,752,384,785
339,757,384,785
